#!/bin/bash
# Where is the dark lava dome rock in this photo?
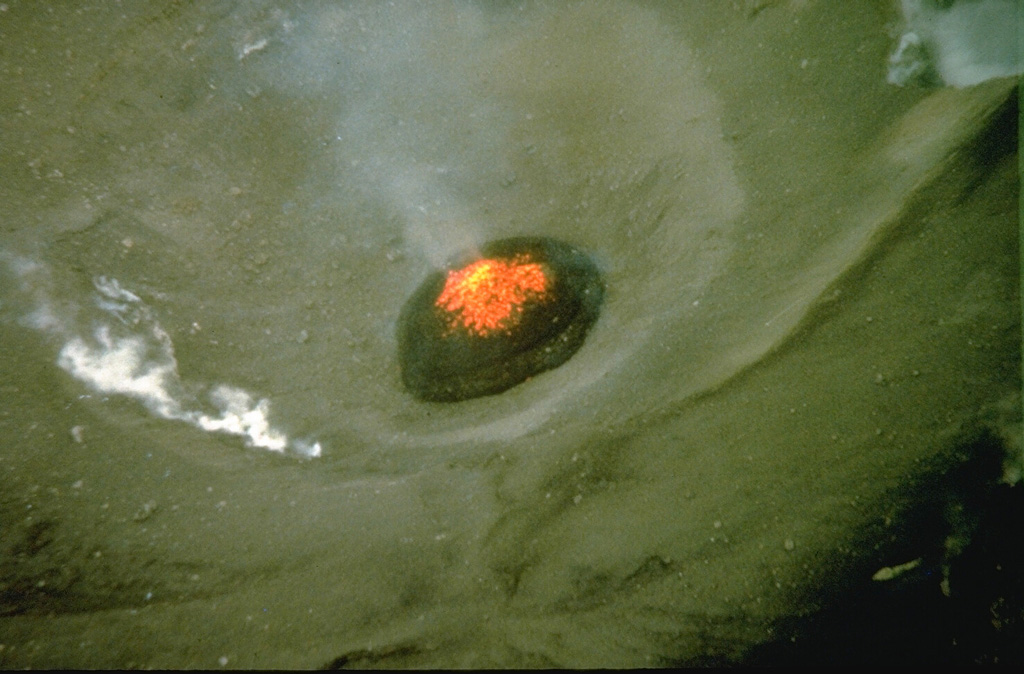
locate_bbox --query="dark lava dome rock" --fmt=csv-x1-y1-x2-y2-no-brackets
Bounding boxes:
398,237,604,402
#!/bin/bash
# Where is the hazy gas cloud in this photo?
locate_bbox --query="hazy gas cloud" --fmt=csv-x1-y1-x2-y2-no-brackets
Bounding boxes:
889,0,1022,87
2,256,321,457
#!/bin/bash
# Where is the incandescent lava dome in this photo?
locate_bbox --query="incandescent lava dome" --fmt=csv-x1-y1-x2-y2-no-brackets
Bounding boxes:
397,237,604,402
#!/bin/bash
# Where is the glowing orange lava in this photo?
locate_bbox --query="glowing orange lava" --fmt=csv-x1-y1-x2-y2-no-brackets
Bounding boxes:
435,255,549,335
